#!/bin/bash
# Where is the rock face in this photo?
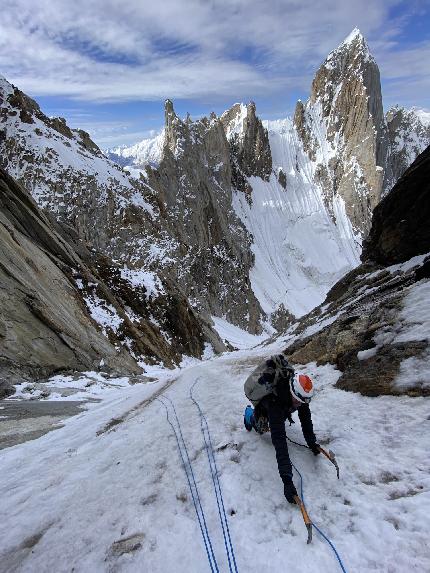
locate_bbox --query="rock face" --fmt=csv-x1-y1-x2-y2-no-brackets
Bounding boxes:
0,168,138,396
284,146,430,397
293,28,386,235
146,101,263,331
362,145,430,265
0,167,226,397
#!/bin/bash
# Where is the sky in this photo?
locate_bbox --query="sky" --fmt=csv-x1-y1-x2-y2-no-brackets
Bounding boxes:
0,0,429,148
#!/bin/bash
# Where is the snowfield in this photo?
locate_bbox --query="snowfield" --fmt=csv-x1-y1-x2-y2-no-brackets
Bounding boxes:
1,338,429,572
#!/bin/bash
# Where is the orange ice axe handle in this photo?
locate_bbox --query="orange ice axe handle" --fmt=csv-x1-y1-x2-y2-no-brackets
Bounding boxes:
318,446,340,479
293,495,313,544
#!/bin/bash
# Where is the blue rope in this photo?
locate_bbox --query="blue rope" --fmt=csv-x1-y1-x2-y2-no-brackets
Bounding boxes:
291,461,348,573
190,378,239,573
158,397,219,573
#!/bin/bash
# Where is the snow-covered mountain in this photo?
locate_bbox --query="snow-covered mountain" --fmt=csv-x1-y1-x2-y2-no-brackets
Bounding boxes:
1,28,429,388
227,107,360,320
385,105,430,191
107,130,165,172
106,29,428,322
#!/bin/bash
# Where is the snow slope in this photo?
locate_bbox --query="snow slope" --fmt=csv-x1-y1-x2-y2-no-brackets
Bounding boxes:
1,339,429,572
232,119,360,318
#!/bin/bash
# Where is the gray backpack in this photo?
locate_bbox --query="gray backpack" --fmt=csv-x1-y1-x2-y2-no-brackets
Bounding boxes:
244,354,295,406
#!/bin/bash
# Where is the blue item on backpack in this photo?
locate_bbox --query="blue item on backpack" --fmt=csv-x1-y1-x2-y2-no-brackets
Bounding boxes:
244,405,254,431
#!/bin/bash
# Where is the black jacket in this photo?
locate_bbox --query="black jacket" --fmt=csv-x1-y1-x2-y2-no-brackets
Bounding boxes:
256,384,316,484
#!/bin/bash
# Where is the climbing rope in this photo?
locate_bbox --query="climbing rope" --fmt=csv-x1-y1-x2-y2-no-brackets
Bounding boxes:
291,461,348,573
190,378,239,573
158,396,219,573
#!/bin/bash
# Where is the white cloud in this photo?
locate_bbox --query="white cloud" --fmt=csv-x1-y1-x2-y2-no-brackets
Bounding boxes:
1,0,428,147
0,0,416,105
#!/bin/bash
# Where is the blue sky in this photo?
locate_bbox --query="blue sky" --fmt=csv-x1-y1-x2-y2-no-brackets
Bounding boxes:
1,0,429,148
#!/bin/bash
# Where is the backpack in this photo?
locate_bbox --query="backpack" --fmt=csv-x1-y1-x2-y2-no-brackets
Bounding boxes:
244,354,295,406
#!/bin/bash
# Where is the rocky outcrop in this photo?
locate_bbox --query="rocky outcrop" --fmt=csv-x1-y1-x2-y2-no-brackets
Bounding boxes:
362,145,430,265
0,167,225,397
221,102,272,196
146,101,263,332
284,146,430,397
294,28,386,235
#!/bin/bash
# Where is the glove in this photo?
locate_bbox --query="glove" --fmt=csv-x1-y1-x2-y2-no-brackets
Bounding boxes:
310,443,321,456
283,480,298,504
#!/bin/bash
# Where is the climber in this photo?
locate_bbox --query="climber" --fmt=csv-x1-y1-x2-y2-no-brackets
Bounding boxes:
243,354,320,504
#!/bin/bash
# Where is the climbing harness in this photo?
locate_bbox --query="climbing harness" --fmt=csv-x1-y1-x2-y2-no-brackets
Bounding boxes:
158,396,219,572
190,378,239,573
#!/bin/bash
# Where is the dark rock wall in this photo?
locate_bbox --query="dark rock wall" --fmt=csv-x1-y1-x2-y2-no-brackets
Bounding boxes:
362,145,430,265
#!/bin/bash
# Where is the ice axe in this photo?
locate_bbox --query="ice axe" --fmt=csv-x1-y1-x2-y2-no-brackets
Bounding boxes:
318,446,340,479
293,495,312,544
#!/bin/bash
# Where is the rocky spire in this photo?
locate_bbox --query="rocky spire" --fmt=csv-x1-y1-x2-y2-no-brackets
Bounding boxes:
311,27,385,154
294,28,388,235
221,101,272,195
164,98,180,153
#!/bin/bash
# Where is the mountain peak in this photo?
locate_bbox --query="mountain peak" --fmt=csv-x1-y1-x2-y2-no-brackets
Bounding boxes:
324,27,372,69
164,98,177,124
342,27,364,46
220,102,248,139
